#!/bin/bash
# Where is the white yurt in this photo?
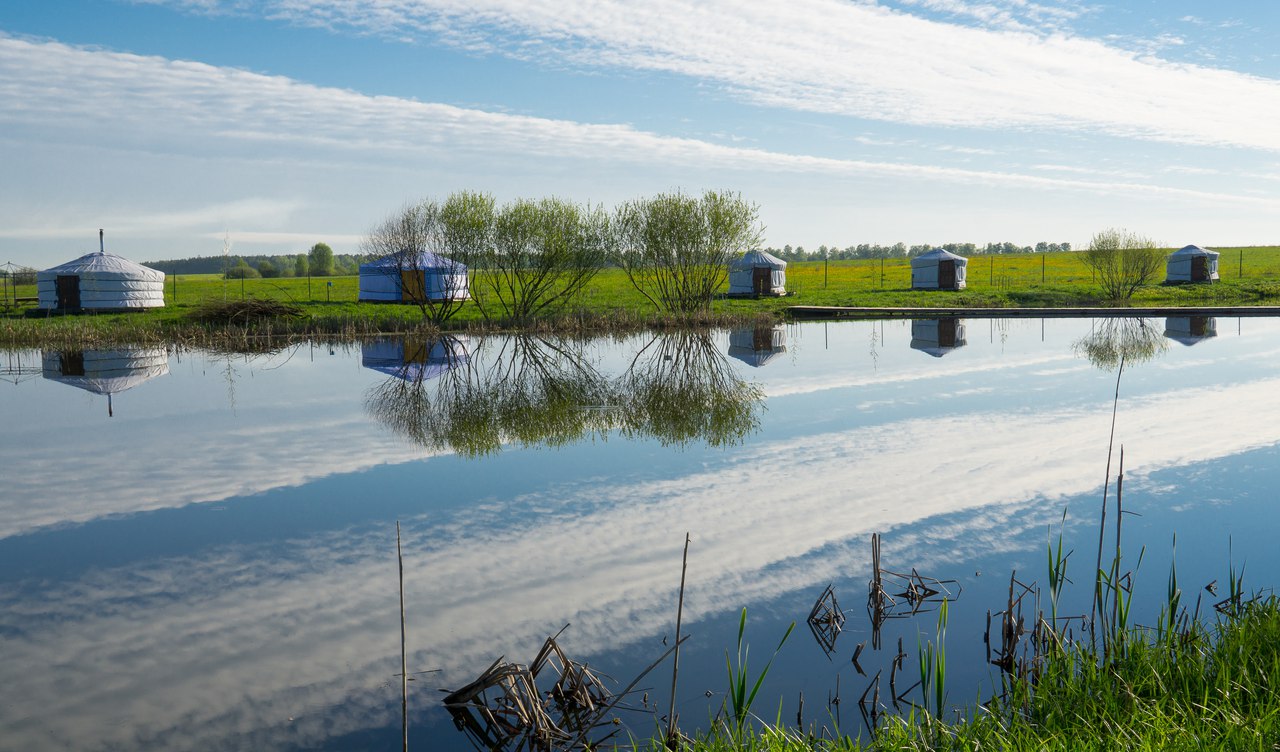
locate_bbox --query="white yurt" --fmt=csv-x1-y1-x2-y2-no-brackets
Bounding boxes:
728,250,787,296
42,347,169,416
1165,245,1219,283
910,248,968,290
910,318,967,357
1164,316,1218,346
37,232,165,311
362,336,471,381
358,251,469,302
728,325,787,367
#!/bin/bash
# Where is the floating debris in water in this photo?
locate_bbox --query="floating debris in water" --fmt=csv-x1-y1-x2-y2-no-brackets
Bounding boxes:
444,629,619,752
867,533,960,649
807,583,846,657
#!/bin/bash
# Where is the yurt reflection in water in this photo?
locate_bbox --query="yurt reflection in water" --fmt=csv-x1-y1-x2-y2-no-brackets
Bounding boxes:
361,336,470,381
728,325,787,367
910,318,967,357
1165,316,1218,346
41,348,169,416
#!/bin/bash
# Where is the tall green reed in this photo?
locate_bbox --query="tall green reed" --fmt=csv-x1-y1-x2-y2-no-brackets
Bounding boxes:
723,608,795,738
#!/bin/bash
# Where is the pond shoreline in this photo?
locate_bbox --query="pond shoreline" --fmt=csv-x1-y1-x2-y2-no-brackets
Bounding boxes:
789,304,1280,319
3,301,1278,349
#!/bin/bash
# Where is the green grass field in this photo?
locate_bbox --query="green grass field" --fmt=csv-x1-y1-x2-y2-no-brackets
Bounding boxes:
5,247,1280,346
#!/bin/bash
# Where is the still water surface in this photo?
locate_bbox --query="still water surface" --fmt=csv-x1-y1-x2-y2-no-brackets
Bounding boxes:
2,316,1279,750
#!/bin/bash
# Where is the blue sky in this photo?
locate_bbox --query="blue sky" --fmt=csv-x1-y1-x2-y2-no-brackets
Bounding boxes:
2,0,1279,267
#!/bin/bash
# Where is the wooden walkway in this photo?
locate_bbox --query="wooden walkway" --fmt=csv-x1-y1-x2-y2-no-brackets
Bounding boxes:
786,305,1280,320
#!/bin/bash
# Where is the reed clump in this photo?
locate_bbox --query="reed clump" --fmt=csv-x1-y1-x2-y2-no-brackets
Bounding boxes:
636,596,1280,751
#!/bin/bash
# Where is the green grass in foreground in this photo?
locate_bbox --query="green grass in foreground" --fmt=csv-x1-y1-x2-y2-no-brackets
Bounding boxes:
648,595,1280,752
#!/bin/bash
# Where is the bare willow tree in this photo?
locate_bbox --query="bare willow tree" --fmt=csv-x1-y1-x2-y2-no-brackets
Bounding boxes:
475,197,611,322
361,191,494,324
1082,228,1163,301
614,190,763,313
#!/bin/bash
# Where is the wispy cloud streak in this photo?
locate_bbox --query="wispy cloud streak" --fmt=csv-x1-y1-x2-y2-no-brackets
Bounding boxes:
1,35,1274,210
147,0,1280,152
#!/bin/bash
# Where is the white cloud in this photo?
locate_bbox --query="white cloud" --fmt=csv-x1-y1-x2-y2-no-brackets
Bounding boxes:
199,230,365,244
2,34,1275,218
893,0,1087,33
0,198,303,239
147,0,1280,152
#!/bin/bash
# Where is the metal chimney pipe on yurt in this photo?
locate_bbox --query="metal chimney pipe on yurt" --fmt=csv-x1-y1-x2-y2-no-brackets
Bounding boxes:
99,229,104,254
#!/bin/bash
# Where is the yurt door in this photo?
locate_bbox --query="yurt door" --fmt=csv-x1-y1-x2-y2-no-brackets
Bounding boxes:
752,267,771,294
938,318,957,347
401,270,426,302
938,261,956,289
59,351,86,376
404,338,428,364
1192,256,1208,282
56,275,81,309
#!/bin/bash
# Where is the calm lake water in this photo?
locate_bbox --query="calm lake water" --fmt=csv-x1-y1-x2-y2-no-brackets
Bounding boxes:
3,316,1280,751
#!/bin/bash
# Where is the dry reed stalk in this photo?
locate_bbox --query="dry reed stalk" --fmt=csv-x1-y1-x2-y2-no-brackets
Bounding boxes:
396,522,408,752
1093,355,1126,649
666,533,691,748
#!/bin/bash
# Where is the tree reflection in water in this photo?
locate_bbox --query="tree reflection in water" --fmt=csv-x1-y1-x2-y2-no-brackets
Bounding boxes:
365,335,613,457
364,331,763,456
1072,317,1169,370
617,331,763,448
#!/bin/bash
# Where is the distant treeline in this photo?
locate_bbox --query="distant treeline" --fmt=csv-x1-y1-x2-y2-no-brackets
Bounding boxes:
142,239,1075,279
765,241,1072,261
145,244,359,278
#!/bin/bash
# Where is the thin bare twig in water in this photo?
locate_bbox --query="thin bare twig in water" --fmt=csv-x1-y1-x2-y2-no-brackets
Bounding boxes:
396,521,408,752
666,533,691,748
1093,354,1124,650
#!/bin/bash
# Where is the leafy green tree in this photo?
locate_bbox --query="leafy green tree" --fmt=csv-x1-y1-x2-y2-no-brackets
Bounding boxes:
1082,228,1163,300
225,258,260,279
614,190,762,313
475,197,610,322
257,259,279,278
294,254,309,277
270,255,293,277
308,242,334,277
361,191,494,324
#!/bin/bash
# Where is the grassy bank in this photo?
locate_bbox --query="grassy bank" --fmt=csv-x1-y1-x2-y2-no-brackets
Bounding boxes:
654,595,1280,751
5,247,1280,346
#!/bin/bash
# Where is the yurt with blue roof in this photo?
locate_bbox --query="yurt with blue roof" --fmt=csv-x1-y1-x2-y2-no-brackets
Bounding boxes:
358,251,469,302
